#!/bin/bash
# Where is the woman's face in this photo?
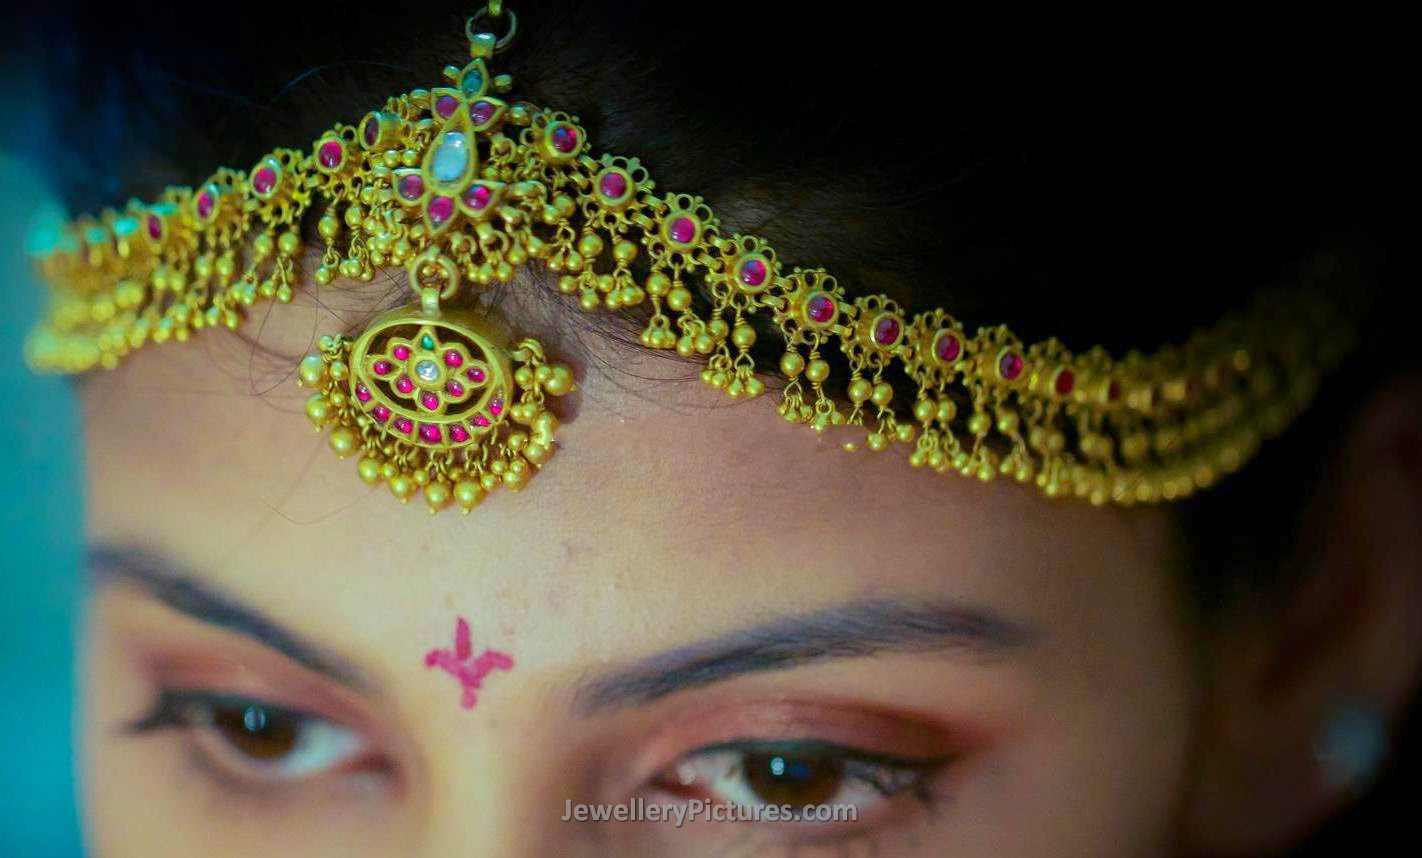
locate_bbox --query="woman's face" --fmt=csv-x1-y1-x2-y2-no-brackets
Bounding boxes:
80,279,1200,856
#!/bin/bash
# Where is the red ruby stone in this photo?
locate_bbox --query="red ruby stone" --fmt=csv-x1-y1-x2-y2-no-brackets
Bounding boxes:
363,117,379,146
873,315,902,346
551,125,578,153
669,216,696,244
355,383,371,403
319,140,343,169
252,166,277,195
999,351,1024,381
469,100,495,125
446,380,464,397
420,391,439,411
394,417,413,435
419,423,442,443
443,349,463,368
146,215,162,240
466,367,485,383
463,185,492,210
196,191,215,220
599,171,628,200
472,414,491,427
806,294,835,324
372,360,393,376
396,376,415,394
398,174,424,201
739,257,767,287
449,424,470,443
1054,368,1075,395
488,397,503,416
429,195,455,225
392,345,411,360
371,404,391,422
435,95,458,118
935,331,961,363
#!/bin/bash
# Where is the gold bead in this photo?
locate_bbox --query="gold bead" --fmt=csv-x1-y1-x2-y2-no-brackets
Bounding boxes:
577,233,604,258
298,354,326,386
780,351,805,377
533,411,560,435
871,382,893,407
544,365,574,396
693,333,714,354
277,231,301,256
667,287,692,312
579,290,599,312
936,399,957,423
424,482,452,513
389,474,414,501
252,233,274,258
866,432,888,452
523,442,551,465
318,216,340,240
314,266,334,285
357,456,382,485
895,422,916,443
328,428,357,458
707,318,729,339
327,360,348,381
557,275,578,294
480,472,500,492
744,377,765,398
305,393,331,426
646,273,671,297
731,324,757,349
995,410,1019,434
613,241,638,264
805,358,830,384
914,399,935,422
454,480,484,512
848,378,872,403
967,411,991,436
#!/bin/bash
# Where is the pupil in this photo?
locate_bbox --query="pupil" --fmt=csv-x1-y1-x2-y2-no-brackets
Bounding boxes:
743,751,843,807
213,703,298,760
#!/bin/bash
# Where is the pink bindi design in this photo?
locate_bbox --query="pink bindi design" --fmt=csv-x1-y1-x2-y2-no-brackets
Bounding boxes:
423,616,514,710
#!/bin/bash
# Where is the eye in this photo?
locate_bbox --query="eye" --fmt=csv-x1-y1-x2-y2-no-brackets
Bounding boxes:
654,740,942,821
128,689,371,785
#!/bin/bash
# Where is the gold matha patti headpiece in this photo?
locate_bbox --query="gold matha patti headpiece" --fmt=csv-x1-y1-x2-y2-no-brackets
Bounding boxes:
24,3,1358,512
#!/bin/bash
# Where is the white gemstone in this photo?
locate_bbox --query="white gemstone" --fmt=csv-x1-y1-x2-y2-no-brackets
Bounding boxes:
415,360,440,382
430,132,470,183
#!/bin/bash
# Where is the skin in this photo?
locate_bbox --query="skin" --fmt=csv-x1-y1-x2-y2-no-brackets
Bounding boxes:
77,271,1422,857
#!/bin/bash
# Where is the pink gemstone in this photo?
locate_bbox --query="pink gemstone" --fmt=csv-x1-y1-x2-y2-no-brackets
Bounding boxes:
935,331,961,362
469,100,495,125
371,404,391,422
435,95,458,118
146,215,162,240
443,349,463,368
398,174,424,201
806,294,835,324
372,360,393,376
319,140,343,169
419,423,442,443
252,166,277,195
739,257,767,287
999,351,1024,381
599,171,628,200
463,185,492,210
1054,369,1075,396
446,380,465,397
396,376,415,394
355,383,371,403
428,195,454,225
196,191,215,220
394,417,413,434
550,125,578,153
449,424,470,443
873,315,901,346
392,344,411,360
363,117,379,146
669,216,696,244
466,367,485,383
488,397,503,416
472,414,491,427
420,391,439,410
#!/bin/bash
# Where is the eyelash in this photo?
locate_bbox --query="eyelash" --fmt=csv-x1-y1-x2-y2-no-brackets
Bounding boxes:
126,689,373,787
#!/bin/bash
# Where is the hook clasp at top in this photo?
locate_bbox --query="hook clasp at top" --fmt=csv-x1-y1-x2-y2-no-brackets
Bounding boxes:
467,5,518,55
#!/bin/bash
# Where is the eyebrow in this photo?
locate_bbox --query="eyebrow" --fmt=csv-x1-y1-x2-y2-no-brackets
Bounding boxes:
573,597,1039,715
89,544,372,691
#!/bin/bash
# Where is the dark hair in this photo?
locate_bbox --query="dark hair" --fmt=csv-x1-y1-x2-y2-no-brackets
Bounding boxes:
19,1,1408,851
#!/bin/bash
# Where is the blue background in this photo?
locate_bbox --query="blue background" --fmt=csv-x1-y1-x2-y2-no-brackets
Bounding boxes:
0,63,89,856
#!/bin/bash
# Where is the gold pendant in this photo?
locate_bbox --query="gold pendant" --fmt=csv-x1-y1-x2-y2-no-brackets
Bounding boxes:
298,261,572,513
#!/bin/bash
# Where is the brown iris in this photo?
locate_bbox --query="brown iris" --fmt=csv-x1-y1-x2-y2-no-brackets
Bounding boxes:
211,703,299,761
743,752,844,807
